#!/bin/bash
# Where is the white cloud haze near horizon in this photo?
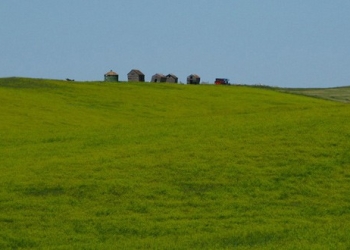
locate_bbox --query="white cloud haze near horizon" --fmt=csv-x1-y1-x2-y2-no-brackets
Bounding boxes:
1,1,350,87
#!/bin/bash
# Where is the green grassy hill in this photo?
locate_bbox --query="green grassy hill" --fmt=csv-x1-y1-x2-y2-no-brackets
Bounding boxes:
280,86,350,103
1,77,350,249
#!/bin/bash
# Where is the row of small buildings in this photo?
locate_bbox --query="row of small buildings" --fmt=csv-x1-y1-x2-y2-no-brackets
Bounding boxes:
104,69,201,84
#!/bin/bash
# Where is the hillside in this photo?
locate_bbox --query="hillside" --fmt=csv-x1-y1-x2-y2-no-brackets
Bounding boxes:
280,86,350,103
1,77,350,249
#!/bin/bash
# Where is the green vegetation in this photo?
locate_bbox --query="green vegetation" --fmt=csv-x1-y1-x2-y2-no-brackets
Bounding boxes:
281,86,350,103
1,77,350,249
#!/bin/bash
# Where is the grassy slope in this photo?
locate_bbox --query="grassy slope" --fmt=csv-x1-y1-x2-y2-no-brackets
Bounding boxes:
280,86,350,103
1,77,350,249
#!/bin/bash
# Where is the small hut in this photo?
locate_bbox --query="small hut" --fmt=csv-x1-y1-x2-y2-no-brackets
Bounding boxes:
104,70,119,82
166,74,178,83
128,69,145,82
187,74,200,84
151,73,166,83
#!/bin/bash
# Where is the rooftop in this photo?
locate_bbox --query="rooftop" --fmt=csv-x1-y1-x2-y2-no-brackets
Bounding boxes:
105,70,118,76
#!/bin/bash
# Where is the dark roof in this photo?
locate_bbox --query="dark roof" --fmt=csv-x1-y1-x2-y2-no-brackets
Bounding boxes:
128,69,145,76
153,73,166,77
105,70,118,76
166,74,178,79
188,74,200,78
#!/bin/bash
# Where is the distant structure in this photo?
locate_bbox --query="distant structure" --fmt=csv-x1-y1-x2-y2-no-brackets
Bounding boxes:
151,73,166,83
166,74,178,83
128,69,145,82
215,78,230,85
104,70,119,82
187,74,200,84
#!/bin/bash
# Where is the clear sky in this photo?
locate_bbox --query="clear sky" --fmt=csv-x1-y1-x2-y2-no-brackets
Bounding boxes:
1,1,350,87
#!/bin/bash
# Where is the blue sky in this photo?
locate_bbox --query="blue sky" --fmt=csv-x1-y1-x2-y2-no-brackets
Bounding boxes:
1,1,350,87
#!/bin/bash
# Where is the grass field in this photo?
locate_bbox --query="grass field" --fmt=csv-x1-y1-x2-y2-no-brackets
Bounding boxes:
1,77,350,249
280,86,350,103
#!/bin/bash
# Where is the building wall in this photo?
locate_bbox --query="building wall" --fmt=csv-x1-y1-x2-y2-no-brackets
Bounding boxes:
128,71,145,82
187,75,200,84
166,75,178,83
151,74,166,82
104,75,119,82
